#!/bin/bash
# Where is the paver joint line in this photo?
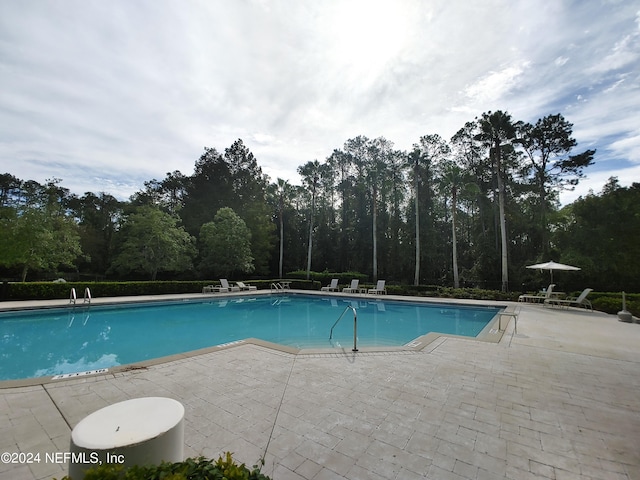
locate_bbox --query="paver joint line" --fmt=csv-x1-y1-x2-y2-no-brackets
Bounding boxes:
42,384,72,431
262,354,297,464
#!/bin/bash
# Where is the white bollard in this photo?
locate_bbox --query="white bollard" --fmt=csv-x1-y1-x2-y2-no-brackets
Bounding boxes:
69,397,184,479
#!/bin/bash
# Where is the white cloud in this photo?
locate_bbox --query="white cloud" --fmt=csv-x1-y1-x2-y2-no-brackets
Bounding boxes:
592,39,638,73
0,0,639,203
589,10,640,73
559,163,640,206
608,131,640,164
463,62,530,104
554,56,569,67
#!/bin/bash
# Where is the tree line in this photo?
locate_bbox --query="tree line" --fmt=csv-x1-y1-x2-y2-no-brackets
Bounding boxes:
1,110,639,292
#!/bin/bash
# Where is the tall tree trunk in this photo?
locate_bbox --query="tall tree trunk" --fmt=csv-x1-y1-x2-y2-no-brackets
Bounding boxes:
452,187,459,289
278,207,284,278
372,184,378,282
414,170,420,286
495,143,509,292
306,220,313,280
340,183,348,271
539,177,548,256
306,189,315,280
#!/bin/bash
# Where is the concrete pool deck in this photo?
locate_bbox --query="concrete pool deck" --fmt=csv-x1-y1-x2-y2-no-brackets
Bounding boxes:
1,292,639,479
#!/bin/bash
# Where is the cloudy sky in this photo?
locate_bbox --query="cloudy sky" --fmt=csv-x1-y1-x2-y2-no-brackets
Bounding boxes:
1,0,639,204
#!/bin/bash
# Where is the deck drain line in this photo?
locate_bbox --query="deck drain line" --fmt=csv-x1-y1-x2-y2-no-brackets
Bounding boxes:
262,355,297,466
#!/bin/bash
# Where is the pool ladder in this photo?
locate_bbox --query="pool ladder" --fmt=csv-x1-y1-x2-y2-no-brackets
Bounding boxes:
69,287,92,305
270,282,284,294
329,305,358,352
68,287,92,326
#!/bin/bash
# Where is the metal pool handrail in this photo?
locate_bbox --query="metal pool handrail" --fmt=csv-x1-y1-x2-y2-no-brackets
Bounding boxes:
329,305,358,352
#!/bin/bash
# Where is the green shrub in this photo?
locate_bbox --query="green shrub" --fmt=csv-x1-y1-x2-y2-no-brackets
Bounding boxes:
1,279,319,301
401,284,441,295
3,281,208,300
591,294,639,316
437,287,520,301
54,453,271,480
4,281,71,300
591,296,621,314
286,270,368,285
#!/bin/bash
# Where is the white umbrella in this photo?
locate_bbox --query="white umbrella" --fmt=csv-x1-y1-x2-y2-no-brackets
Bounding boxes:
526,260,580,284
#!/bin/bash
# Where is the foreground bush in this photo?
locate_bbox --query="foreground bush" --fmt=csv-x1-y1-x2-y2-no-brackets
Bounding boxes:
55,453,271,480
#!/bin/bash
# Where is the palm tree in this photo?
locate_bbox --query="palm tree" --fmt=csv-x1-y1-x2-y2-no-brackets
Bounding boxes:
343,135,392,281
385,149,407,275
408,148,422,286
326,149,353,271
269,178,294,278
409,134,450,285
297,160,321,280
364,137,396,281
439,162,478,288
475,111,516,292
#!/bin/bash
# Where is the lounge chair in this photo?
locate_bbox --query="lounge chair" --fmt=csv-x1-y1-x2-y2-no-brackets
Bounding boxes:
518,284,555,303
321,279,340,292
342,279,360,293
544,288,593,311
368,280,386,295
236,281,257,291
203,283,227,293
220,279,240,292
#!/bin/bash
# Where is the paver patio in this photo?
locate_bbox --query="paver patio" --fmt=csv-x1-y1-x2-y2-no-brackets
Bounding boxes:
1,296,639,479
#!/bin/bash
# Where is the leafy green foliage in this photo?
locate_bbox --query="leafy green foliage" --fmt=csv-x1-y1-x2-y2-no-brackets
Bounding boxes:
198,208,254,278
109,206,196,281
590,292,640,316
437,287,519,301
53,454,272,480
0,196,82,282
68,192,123,277
223,140,276,276
516,113,595,256
553,180,640,292
178,142,275,277
286,270,368,285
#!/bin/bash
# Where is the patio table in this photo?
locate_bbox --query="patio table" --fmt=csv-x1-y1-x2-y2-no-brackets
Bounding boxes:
69,397,184,479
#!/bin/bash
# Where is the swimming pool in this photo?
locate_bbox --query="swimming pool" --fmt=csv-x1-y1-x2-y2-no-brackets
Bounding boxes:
0,294,501,381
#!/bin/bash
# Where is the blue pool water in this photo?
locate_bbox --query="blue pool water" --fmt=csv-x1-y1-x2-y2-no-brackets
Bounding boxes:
0,294,500,380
